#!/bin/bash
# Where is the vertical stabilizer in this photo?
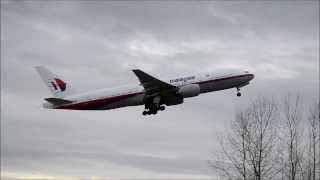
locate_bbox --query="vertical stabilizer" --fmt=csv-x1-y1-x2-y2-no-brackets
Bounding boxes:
35,66,75,98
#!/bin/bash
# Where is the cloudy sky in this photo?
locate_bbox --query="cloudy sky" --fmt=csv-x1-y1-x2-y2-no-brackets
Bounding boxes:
1,1,319,179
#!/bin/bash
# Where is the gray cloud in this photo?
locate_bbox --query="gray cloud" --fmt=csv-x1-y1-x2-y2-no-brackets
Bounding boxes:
1,1,319,179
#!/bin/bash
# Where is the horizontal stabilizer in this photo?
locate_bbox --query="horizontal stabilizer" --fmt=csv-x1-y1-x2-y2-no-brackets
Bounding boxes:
44,98,73,105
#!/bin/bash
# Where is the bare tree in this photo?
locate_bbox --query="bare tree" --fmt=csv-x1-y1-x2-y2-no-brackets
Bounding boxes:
318,103,320,180
281,95,304,180
211,111,252,180
211,95,318,180
304,132,313,180
211,97,280,180
307,102,319,180
245,98,280,180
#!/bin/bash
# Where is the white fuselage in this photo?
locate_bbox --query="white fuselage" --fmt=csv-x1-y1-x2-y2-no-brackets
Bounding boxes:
44,69,254,110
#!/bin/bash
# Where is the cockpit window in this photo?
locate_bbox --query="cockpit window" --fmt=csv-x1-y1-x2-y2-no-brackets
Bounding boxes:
244,71,249,73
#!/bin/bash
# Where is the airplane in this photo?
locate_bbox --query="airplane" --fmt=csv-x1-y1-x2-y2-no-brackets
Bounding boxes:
35,66,254,115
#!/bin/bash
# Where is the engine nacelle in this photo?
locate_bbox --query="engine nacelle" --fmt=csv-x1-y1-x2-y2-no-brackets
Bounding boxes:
165,96,184,106
178,84,200,98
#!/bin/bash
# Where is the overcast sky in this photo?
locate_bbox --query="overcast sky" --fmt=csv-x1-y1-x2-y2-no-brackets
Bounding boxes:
1,1,319,179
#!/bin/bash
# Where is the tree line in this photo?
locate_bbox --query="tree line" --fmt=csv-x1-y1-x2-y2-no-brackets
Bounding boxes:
211,96,319,180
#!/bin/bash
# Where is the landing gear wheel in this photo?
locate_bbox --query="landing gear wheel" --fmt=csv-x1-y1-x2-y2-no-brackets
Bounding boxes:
143,111,148,116
159,106,165,111
152,110,157,115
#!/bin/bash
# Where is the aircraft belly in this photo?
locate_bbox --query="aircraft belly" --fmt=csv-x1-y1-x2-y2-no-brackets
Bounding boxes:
94,94,145,110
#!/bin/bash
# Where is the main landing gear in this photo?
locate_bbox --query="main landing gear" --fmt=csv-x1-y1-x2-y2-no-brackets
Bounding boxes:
143,105,165,116
143,96,166,116
236,87,242,97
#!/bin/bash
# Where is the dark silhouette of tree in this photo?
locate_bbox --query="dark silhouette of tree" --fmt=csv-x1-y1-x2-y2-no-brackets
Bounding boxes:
281,96,304,180
211,98,280,180
307,102,319,180
211,96,319,180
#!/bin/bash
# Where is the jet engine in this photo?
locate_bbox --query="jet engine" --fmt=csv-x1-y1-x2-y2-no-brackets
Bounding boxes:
165,97,184,106
178,84,200,98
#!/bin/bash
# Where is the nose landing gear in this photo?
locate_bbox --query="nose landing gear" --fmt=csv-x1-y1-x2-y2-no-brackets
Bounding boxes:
236,87,242,97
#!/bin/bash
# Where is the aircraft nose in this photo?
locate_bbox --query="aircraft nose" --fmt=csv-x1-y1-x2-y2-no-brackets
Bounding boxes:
248,73,255,80
244,71,254,80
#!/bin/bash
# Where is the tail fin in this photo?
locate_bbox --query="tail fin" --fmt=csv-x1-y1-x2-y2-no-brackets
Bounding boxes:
35,66,75,98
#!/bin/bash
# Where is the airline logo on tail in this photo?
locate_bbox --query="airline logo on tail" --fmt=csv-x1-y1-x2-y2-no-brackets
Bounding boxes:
50,78,66,92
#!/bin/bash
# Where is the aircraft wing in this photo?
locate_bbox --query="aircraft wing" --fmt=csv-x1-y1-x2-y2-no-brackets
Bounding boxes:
133,69,176,95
